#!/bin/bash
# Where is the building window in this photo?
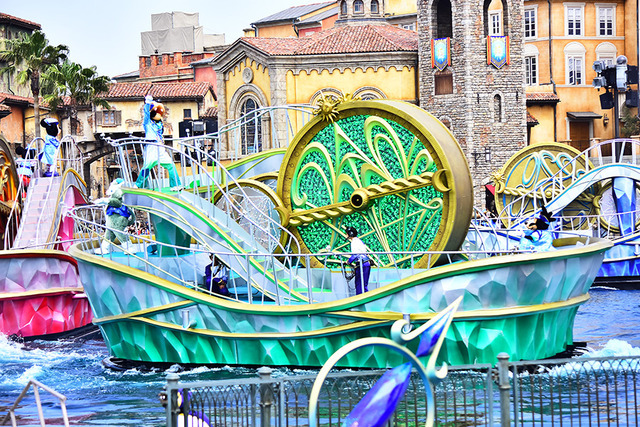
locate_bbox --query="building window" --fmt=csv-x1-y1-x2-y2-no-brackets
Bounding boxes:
354,0,364,14
434,70,453,95
96,110,122,127
183,109,192,120
494,95,502,122
157,55,163,65
567,55,583,85
402,23,416,31
434,0,453,38
240,98,262,155
597,5,615,36
340,0,347,15
144,57,151,67
489,11,502,35
525,56,538,85
524,7,537,38
564,42,586,85
565,4,584,36
596,42,617,67
371,0,379,13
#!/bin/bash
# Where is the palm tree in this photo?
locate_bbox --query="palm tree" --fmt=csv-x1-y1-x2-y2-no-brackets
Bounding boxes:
43,60,111,135
0,30,68,138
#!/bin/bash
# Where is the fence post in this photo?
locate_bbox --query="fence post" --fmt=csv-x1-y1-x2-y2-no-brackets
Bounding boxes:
165,373,180,427
258,366,274,427
497,352,511,427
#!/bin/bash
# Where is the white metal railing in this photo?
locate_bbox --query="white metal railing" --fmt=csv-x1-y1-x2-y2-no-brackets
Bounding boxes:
106,136,302,258
3,136,85,249
497,138,640,225
70,205,553,306
1,379,69,427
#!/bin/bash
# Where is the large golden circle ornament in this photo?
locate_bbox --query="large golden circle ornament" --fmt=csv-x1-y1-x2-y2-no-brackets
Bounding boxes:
276,100,473,268
493,142,598,228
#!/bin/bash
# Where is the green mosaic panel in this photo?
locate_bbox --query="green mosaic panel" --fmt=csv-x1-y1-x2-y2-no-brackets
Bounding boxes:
291,115,443,264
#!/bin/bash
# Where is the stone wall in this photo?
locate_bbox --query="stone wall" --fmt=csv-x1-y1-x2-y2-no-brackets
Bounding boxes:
418,0,527,209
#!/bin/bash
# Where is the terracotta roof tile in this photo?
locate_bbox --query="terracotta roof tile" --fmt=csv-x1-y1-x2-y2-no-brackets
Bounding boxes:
201,106,218,118
0,13,40,30
526,92,560,103
242,23,418,56
0,92,33,105
527,112,539,125
103,82,213,100
0,104,10,112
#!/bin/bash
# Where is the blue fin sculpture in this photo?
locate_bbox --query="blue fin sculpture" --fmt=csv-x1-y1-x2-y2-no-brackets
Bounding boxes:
309,296,462,427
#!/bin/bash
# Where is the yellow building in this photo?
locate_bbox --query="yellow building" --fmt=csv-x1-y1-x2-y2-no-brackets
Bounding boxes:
214,2,418,160
524,0,639,149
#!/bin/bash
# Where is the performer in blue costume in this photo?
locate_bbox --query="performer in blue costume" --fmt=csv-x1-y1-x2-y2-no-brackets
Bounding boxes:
135,95,182,190
519,205,556,252
345,226,371,295
40,118,60,177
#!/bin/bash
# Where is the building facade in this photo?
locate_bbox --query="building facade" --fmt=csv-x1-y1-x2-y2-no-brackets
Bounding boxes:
213,6,418,160
523,0,639,149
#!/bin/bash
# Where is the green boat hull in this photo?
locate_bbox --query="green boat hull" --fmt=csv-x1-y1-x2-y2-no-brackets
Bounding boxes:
71,238,609,368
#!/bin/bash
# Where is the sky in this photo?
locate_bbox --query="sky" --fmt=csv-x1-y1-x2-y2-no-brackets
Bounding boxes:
3,0,323,78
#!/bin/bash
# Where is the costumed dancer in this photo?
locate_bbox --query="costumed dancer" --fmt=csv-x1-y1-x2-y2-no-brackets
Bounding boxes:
135,95,182,191
204,254,230,296
15,146,34,195
345,226,371,295
40,118,61,177
101,188,135,253
519,205,556,252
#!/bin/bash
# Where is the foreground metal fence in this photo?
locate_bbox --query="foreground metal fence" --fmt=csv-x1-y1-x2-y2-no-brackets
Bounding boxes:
163,354,640,426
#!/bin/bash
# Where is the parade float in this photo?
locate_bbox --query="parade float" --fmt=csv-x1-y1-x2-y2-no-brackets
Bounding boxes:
0,136,93,339
68,99,610,368
485,139,640,288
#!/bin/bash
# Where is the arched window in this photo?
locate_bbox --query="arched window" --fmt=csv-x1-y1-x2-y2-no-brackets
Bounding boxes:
341,0,347,16
354,0,364,14
494,94,502,122
433,0,453,39
371,0,379,14
564,42,586,85
484,0,509,37
524,44,539,86
240,98,262,155
595,42,617,67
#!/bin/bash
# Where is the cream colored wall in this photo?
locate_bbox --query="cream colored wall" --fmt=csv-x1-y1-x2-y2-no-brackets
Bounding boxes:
527,105,555,143
286,66,416,104
255,24,297,38
225,59,272,115
386,0,417,16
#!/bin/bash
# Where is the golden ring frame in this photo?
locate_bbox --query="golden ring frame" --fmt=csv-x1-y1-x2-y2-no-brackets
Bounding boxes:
276,100,473,268
494,142,599,228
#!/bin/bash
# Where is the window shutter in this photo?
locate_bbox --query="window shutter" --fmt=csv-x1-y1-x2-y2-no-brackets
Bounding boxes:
115,111,122,126
96,111,102,126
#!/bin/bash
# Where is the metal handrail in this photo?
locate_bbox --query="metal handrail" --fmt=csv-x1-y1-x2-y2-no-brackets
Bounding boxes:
3,136,85,249
497,138,640,224
69,204,571,306
1,379,69,427
106,136,302,260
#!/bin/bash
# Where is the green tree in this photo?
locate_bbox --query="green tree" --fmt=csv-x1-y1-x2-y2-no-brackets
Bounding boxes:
620,106,640,138
43,60,111,135
0,30,68,138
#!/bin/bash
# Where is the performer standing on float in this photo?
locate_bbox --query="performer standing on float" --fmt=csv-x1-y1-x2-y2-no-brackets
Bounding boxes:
40,118,61,177
135,95,182,191
519,205,556,252
345,226,371,294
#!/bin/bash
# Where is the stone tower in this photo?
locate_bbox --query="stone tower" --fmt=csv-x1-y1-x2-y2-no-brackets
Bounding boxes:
417,0,527,206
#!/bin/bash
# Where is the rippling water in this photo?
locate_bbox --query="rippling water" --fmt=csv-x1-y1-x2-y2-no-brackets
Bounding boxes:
1,287,639,426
